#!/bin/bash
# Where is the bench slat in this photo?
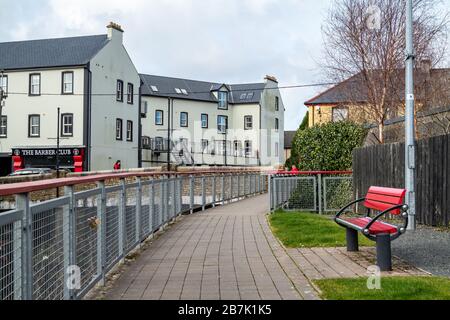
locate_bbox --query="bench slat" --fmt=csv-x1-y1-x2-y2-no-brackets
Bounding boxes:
341,217,398,235
365,193,404,205
364,186,406,215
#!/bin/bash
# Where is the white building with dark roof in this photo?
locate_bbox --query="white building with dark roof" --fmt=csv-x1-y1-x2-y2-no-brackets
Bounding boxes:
0,23,140,175
140,74,284,167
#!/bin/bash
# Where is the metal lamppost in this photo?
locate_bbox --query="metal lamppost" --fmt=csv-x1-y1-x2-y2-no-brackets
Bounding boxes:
405,0,416,231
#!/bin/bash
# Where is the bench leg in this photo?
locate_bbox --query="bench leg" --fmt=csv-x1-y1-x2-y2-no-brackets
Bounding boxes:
376,234,392,272
346,228,359,252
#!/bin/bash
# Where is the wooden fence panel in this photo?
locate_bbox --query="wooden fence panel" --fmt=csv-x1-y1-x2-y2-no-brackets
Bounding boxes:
353,133,450,227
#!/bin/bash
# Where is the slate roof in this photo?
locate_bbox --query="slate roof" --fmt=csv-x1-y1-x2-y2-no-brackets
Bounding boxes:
140,74,266,104
0,35,109,70
284,131,296,149
305,68,450,106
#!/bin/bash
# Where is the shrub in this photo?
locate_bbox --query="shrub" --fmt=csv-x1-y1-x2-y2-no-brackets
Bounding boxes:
291,121,366,171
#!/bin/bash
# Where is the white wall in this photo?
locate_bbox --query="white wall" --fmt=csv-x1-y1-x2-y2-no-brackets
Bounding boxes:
260,79,285,166
89,29,141,171
141,95,260,166
0,68,85,152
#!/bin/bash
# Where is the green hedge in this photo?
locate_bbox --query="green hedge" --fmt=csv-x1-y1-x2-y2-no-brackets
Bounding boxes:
290,121,366,171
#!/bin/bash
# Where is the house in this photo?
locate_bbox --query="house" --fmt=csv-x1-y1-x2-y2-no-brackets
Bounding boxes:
140,74,285,167
304,62,450,130
284,131,296,162
0,22,141,175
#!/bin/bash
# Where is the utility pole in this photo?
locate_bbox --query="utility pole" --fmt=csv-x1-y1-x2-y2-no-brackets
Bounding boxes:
405,0,416,231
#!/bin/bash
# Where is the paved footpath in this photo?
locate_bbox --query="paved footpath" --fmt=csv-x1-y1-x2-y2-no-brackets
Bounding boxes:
97,194,424,300
101,194,319,300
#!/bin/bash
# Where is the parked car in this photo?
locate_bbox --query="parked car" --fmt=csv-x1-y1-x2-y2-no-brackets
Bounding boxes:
8,168,53,177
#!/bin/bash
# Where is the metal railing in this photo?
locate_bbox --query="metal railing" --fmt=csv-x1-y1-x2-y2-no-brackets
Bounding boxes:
0,171,268,300
269,171,353,214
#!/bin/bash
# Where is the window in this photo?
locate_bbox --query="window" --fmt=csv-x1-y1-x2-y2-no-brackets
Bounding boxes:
332,106,349,122
247,92,254,100
155,137,164,151
275,118,279,132
126,121,133,141
275,142,279,157
155,110,164,126
61,113,73,137
181,89,188,95
201,140,209,154
116,80,124,102
240,93,247,100
127,83,134,104
151,85,159,92
244,116,253,130
201,114,208,128
245,140,252,158
28,115,40,137
218,91,228,110
275,96,279,111
217,115,228,134
116,119,123,140
0,75,8,95
0,116,7,138
29,74,41,96
175,88,182,94
180,112,188,127
233,140,241,157
62,72,73,94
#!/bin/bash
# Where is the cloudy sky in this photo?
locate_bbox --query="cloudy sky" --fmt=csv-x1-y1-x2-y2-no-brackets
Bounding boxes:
0,0,372,129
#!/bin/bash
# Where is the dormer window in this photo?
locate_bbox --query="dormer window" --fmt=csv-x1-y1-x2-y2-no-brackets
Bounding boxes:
218,91,228,110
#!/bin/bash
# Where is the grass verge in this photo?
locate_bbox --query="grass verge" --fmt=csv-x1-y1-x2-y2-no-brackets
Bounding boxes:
269,211,373,248
314,276,450,300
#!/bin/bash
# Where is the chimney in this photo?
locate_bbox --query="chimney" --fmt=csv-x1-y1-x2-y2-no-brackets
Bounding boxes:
264,75,278,83
107,22,124,43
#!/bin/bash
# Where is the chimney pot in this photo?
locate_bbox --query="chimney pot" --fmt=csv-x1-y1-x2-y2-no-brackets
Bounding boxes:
264,75,278,83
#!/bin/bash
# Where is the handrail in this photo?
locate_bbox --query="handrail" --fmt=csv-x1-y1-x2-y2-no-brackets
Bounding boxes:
0,169,266,196
269,170,353,175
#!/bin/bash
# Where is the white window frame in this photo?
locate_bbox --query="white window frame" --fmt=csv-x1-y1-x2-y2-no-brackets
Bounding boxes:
218,91,228,110
0,116,7,138
116,80,124,101
62,72,73,94
155,137,164,151
29,115,40,137
127,83,134,104
245,140,252,158
244,116,253,130
155,110,164,126
180,112,188,127
217,115,228,134
0,75,7,94
61,113,73,136
116,118,123,140
275,118,279,132
30,74,40,96
201,114,208,128
126,120,133,141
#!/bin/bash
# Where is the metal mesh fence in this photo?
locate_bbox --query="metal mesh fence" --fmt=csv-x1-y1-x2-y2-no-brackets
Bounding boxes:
1,172,266,300
270,174,353,213
74,192,100,291
323,177,354,212
0,212,22,300
105,190,120,268
31,199,68,300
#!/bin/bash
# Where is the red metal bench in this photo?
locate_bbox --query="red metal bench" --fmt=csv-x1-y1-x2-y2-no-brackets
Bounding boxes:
335,186,409,271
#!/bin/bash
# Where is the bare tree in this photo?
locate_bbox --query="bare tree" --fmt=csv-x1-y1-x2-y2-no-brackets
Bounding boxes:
322,0,448,143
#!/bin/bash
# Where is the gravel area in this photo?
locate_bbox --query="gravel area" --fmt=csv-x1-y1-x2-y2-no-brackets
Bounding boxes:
392,225,450,277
